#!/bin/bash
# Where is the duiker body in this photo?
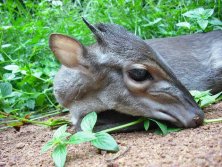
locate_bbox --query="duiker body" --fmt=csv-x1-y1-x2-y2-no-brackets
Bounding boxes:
49,19,222,131
146,32,222,93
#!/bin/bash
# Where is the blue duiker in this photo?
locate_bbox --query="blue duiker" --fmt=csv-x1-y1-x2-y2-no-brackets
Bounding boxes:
49,18,222,131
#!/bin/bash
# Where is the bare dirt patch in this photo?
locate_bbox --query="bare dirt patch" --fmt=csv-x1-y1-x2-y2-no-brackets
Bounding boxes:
0,102,222,167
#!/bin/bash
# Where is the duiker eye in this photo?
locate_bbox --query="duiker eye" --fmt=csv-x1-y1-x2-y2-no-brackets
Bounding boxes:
127,67,153,82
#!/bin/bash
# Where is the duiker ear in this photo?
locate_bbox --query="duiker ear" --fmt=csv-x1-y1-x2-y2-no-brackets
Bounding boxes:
49,34,84,67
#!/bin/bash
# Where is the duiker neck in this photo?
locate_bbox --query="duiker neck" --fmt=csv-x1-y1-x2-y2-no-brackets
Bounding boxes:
145,30,222,93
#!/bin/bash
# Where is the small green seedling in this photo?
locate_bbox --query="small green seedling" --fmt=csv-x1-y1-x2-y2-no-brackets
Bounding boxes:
42,112,181,167
41,112,119,167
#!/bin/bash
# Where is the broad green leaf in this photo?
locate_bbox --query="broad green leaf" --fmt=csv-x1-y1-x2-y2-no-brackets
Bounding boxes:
190,90,211,99
4,64,19,73
2,102,13,113
212,92,222,99
182,8,204,19
3,73,16,80
6,91,21,98
144,120,150,131
1,44,11,48
216,94,222,101
200,95,216,107
195,7,205,15
176,22,191,29
0,82,12,97
193,98,200,103
68,131,96,144
25,99,35,110
150,119,168,135
41,138,56,153
197,19,208,30
209,18,222,26
154,126,181,135
202,9,214,19
91,132,119,152
53,124,68,138
190,90,199,97
1,25,12,30
80,112,97,131
52,0,63,6
52,144,67,167
59,132,72,140
36,94,45,106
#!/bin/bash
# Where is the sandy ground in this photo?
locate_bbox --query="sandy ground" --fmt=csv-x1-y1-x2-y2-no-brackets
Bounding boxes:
0,102,222,167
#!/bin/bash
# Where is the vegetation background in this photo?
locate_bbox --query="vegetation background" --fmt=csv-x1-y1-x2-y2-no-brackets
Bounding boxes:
0,0,222,128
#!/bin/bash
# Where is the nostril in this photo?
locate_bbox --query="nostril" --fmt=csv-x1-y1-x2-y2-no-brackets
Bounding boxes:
193,113,204,126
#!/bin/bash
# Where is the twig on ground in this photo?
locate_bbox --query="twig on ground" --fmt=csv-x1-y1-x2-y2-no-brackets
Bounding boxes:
105,145,130,162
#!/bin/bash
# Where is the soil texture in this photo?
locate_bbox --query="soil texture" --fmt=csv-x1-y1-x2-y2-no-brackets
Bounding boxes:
0,102,222,167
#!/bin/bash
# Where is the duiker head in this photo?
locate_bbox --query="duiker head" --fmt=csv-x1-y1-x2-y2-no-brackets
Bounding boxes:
49,18,204,130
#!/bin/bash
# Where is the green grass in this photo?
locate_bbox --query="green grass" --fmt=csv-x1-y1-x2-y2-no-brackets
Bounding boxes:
0,0,222,125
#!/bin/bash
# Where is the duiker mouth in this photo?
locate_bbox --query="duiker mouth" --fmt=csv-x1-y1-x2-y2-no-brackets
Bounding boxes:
151,109,204,128
85,110,144,132
91,108,204,132
79,111,174,133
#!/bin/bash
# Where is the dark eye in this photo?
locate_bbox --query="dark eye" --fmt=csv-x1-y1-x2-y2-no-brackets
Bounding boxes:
128,68,153,81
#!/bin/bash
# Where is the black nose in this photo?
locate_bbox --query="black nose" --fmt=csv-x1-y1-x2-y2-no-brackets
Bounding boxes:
186,108,204,128
193,110,204,126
